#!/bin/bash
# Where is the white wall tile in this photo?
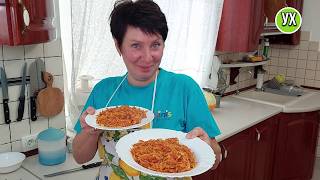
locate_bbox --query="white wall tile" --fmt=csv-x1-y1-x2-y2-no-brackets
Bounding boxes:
9,101,29,123
53,75,64,91
279,49,289,58
49,111,66,129
297,60,307,69
304,79,315,87
299,41,309,50
10,120,30,141
3,46,24,60
3,60,25,78
296,69,306,78
0,104,4,124
305,70,316,79
0,124,11,144
277,67,287,75
30,117,48,135
269,66,278,75
286,68,296,77
44,39,62,57
318,52,320,60
288,50,299,59
315,80,320,88
45,57,63,75
11,140,22,152
298,50,308,59
271,48,280,57
306,61,317,70
0,46,3,60
295,78,305,85
317,62,320,70
278,58,288,67
309,41,319,51
300,31,310,41
270,57,278,66
24,44,44,59
0,143,11,153
315,71,320,81
308,51,318,60
287,59,297,68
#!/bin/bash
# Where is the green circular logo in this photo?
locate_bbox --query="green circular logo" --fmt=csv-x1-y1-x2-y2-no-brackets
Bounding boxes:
275,7,302,34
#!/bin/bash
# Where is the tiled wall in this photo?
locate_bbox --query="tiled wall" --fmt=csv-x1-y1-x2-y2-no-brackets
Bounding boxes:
0,39,65,153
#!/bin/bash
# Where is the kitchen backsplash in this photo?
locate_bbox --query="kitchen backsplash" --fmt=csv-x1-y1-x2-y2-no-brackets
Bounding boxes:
0,39,65,153
215,31,320,157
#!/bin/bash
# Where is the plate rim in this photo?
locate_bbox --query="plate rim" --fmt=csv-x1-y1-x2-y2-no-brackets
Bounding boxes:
85,105,154,130
115,128,215,178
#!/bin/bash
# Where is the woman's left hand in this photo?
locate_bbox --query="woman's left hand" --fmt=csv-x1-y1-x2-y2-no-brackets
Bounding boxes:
186,127,222,170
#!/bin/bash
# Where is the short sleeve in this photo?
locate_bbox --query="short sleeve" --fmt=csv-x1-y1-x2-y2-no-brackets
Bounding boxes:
185,79,221,138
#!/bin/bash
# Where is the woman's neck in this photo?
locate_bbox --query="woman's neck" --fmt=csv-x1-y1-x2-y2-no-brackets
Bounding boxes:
127,70,159,87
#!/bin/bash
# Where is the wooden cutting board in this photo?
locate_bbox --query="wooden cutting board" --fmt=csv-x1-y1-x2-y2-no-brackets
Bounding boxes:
37,72,64,117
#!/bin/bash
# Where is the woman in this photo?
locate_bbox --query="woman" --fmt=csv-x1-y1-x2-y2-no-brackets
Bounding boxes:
73,0,221,179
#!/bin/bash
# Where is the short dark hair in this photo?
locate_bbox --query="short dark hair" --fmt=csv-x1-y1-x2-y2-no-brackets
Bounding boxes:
109,0,168,47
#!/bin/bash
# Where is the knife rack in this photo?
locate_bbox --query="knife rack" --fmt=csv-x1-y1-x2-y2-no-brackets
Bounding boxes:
0,76,30,87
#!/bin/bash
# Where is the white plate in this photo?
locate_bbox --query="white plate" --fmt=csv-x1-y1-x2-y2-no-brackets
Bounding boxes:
85,106,154,131
116,128,215,178
0,152,26,173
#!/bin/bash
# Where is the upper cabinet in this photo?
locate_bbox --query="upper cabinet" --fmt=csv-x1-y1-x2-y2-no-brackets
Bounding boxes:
216,0,265,52
216,0,304,52
0,0,56,46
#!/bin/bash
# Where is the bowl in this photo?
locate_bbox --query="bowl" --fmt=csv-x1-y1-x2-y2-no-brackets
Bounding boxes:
0,152,26,173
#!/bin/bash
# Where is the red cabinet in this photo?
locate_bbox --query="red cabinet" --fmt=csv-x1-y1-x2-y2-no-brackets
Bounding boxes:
0,0,56,46
273,112,319,180
250,116,278,180
216,0,265,52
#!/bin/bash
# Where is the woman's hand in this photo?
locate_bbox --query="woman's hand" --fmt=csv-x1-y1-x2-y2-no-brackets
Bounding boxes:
186,127,222,170
80,106,102,136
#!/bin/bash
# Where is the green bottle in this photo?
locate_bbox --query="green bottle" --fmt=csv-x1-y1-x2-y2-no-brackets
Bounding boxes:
263,38,270,59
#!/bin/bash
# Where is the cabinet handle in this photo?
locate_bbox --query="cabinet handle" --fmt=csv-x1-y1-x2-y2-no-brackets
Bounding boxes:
18,0,30,33
255,128,261,141
221,144,228,159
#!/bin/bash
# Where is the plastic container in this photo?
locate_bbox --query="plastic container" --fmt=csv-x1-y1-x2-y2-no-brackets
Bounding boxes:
37,128,66,166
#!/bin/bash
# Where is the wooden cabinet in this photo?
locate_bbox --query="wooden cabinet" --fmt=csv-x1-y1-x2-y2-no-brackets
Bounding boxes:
216,0,265,52
250,116,278,180
193,112,319,180
273,112,319,180
0,0,56,46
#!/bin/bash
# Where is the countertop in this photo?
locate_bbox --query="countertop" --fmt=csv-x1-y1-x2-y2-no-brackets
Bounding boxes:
3,88,320,179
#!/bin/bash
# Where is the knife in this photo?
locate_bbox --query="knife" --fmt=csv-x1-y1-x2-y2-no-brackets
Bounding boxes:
44,161,102,177
29,61,38,121
17,63,27,121
0,67,10,124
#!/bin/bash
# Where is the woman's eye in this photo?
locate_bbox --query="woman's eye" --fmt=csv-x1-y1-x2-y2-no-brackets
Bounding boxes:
152,43,161,48
131,44,140,48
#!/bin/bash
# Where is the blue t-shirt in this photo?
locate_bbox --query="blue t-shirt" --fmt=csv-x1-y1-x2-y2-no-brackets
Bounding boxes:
74,68,220,138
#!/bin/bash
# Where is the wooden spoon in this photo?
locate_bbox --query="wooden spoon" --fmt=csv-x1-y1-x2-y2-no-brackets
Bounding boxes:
37,72,64,117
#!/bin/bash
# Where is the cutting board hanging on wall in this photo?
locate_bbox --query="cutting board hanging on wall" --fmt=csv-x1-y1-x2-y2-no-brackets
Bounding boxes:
37,72,64,117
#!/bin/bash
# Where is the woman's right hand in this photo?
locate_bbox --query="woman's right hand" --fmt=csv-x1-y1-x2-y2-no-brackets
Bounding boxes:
80,106,102,136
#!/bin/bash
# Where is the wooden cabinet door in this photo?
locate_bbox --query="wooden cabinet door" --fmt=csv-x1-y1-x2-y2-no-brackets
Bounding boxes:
250,116,278,180
218,128,253,180
273,112,319,180
216,0,265,52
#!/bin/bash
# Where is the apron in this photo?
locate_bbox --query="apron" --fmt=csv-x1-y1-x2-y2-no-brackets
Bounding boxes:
96,72,191,180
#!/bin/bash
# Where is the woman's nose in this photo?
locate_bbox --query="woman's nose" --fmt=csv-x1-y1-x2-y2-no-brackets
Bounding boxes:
141,48,153,63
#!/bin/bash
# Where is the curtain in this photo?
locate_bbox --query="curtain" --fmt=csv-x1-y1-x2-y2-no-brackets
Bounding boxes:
59,0,224,134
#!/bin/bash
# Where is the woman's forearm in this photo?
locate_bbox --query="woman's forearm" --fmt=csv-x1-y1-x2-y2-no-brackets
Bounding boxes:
72,130,100,164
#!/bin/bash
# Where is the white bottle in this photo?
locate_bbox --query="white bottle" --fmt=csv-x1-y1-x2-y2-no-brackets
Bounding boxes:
256,70,265,90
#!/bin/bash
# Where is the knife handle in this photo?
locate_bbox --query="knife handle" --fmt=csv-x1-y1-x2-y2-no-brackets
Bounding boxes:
30,96,37,121
17,97,25,121
82,162,102,169
3,99,10,124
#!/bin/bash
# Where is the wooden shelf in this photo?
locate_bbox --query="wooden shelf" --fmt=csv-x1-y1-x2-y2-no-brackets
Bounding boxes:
221,60,269,68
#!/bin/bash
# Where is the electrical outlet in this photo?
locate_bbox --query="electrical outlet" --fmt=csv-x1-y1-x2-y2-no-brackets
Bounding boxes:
21,134,38,152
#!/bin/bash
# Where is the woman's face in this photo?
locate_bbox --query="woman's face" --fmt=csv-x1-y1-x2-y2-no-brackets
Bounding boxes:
116,26,164,86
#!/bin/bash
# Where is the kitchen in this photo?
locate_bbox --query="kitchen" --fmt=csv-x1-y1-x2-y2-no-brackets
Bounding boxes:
1,0,320,180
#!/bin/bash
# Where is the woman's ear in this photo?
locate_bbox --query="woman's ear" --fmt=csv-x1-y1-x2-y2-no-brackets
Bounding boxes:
114,39,122,56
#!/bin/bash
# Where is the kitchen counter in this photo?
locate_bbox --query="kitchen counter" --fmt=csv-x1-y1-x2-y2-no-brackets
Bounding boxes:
213,96,282,142
3,88,319,179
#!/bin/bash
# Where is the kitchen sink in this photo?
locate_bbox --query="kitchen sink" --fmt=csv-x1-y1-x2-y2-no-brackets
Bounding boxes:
233,89,314,107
